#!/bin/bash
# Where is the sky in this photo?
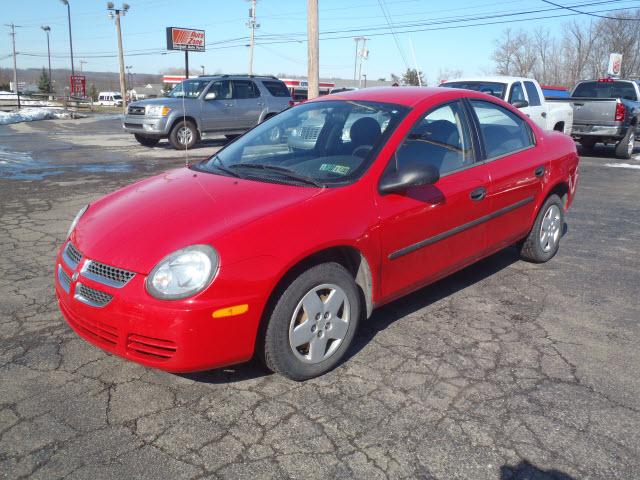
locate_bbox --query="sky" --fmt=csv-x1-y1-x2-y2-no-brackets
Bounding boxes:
3,0,640,84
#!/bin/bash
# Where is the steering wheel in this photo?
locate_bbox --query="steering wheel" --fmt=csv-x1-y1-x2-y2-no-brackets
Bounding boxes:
352,145,373,158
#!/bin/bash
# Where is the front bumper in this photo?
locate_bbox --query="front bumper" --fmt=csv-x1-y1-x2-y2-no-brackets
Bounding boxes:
123,114,170,136
54,242,264,372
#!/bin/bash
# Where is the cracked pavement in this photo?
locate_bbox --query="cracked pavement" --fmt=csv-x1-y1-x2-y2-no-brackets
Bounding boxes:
1,115,639,479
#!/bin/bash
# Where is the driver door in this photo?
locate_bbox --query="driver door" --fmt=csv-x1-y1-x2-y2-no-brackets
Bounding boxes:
201,80,236,132
376,100,492,302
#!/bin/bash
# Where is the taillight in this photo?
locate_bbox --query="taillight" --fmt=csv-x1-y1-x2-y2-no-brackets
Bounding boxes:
615,102,625,122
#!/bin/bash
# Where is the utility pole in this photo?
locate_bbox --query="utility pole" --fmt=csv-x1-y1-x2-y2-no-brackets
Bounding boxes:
307,0,319,99
357,37,369,88
7,23,21,109
246,0,259,76
126,65,132,90
353,37,364,83
60,1,75,80
79,59,87,72
41,26,52,93
107,2,129,115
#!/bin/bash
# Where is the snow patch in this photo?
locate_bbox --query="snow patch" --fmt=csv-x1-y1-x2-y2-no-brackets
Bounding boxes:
604,163,640,170
0,107,71,125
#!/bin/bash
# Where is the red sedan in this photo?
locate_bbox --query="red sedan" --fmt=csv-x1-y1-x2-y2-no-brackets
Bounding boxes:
55,87,579,380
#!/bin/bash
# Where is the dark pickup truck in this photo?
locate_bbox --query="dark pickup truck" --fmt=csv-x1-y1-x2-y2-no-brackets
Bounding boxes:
551,79,640,158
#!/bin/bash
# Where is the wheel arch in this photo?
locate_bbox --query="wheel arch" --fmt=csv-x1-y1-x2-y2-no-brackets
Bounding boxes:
553,121,564,132
546,181,570,209
169,115,201,134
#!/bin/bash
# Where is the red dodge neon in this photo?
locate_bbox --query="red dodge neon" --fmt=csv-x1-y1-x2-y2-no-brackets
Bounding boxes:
55,87,579,380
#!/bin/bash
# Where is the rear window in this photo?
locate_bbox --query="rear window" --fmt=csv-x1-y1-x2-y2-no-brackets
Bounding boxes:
572,81,637,101
262,80,291,97
441,81,507,100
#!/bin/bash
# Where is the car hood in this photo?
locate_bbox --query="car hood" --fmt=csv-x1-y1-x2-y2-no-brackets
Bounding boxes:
72,167,324,274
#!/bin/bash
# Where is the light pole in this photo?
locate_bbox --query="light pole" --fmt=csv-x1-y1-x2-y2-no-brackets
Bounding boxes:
41,26,52,93
200,65,205,75
59,1,75,89
107,2,129,115
126,65,132,97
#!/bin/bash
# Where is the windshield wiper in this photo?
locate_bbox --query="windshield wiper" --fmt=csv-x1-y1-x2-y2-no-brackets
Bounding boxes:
209,154,243,178
230,163,324,187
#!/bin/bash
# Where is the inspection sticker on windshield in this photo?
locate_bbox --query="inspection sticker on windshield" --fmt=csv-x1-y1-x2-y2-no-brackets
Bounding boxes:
319,164,350,175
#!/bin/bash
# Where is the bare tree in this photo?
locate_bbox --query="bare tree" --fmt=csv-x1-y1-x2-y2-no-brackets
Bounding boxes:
437,67,464,84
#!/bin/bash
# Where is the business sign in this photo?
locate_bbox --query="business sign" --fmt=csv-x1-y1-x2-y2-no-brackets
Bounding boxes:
70,75,86,97
162,75,187,85
607,53,622,77
166,27,205,52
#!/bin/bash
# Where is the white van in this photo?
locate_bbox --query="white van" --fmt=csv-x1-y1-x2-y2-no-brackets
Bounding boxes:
97,92,123,106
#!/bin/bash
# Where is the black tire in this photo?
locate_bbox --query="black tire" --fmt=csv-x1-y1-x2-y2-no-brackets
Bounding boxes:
134,134,160,147
614,126,635,159
579,138,596,151
169,120,198,150
262,262,361,381
517,194,565,263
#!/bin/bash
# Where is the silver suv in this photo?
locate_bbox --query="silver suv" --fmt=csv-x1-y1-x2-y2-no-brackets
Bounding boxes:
123,75,292,149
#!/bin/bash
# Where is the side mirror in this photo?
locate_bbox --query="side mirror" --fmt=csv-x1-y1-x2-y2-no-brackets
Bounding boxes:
511,100,529,109
379,161,440,194
204,92,217,100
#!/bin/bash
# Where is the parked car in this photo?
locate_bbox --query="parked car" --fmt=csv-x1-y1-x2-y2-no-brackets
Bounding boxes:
440,76,574,135
56,87,579,380
123,75,293,149
549,78,640,158
97,91,123,107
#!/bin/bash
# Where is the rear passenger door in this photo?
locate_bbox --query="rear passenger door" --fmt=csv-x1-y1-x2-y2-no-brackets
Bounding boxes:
468,99,541,250
232,80,263,129
201,80,235,132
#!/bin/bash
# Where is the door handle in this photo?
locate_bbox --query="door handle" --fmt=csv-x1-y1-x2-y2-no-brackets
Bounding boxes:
534,166,545,178
470,187,487,201
224,103,233,107
257,102,265,106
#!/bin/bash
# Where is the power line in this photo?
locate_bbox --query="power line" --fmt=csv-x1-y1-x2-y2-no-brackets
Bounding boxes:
377,0,410,69
540,0,640,19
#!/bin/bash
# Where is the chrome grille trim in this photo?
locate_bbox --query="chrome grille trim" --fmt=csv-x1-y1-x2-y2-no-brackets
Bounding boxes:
74,282,113,308
128,105,145,115
62,242,82,270
58,265,71,294
81,260,135,288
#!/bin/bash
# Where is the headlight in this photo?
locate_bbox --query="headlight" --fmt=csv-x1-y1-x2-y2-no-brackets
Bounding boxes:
67,204,89,238
146,245,218,300
146,105,171,117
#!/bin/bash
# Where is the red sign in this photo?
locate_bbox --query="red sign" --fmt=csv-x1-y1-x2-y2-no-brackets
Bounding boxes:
166,27,205,52
70,75,86,97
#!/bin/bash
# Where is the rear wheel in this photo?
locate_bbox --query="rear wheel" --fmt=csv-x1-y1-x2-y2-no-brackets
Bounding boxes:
262,263,360,381
615,127,635,159
169,120,198,150
517,194,564,263
134,134,160,147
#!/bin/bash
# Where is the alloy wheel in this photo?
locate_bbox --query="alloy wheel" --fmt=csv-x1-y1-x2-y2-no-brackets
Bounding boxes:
539,204,561,252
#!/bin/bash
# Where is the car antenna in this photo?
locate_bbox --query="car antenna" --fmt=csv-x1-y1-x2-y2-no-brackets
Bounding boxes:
181,80,190,167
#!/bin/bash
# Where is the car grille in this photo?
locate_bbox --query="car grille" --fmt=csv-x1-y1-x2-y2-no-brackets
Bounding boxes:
74,282,113,308
83,260,135,288
58,265,71,294
300,126,321,140
128,106,145,115
127,333,177,361
63,242,82,269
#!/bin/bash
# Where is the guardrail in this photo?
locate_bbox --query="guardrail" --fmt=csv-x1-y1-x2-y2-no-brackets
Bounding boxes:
0,97,93,112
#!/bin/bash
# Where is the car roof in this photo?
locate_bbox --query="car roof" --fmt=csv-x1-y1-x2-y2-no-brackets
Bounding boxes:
194,75,281,81
316,87,461,107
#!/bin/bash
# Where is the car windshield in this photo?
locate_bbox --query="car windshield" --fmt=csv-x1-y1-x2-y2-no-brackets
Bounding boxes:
195,100,409,187
572,81,638,101
441,81,507,99
166,79,210,98
113,94,122,100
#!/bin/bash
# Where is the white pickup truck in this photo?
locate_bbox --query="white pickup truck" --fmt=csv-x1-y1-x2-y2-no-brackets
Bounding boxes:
440,76,573,135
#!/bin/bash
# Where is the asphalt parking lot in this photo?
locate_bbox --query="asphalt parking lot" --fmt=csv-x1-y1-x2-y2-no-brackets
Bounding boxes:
1,115,639,480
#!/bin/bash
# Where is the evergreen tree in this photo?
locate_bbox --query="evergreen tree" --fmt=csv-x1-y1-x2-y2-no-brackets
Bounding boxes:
401,68,425,86
37,67,51,93
89,83,98,101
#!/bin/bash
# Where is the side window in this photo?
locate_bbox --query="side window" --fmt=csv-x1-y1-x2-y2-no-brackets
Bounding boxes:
524,81,541,106
233,80,260,99
395,101,474,176
508,82,526,104
262,80,290,97
470,100,533,159
208,80,232,100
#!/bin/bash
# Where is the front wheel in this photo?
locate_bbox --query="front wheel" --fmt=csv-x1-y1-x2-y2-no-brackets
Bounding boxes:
169,120,198,150
134,134,160,147
615,127,635,159
262,263,361,381
517,194,565,263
